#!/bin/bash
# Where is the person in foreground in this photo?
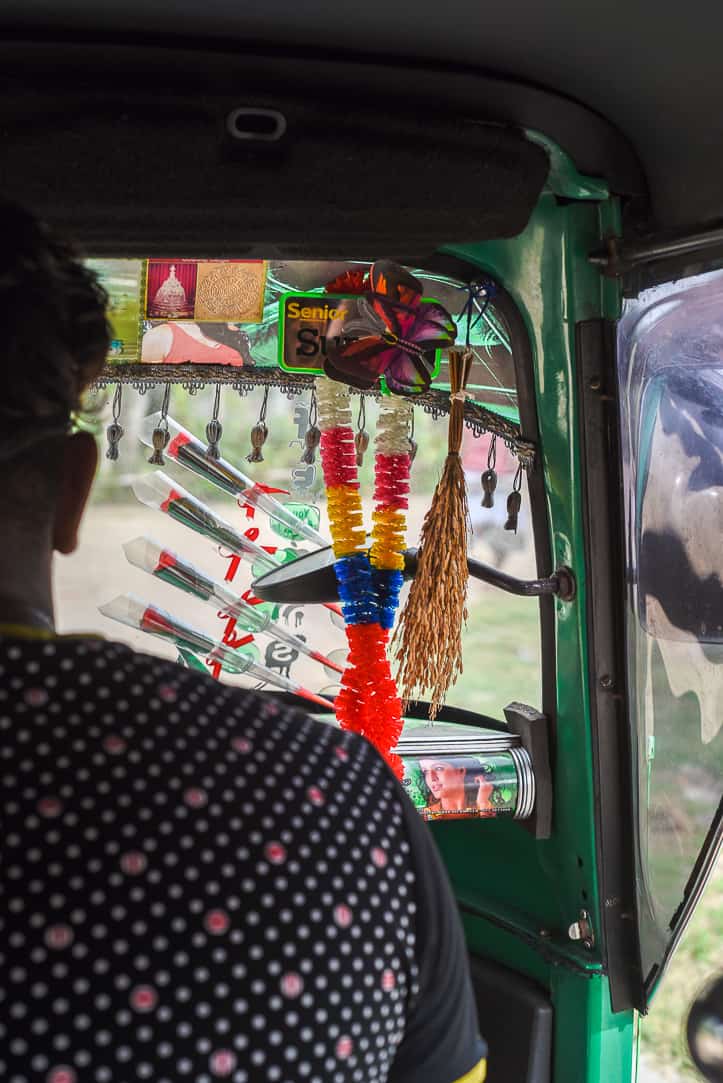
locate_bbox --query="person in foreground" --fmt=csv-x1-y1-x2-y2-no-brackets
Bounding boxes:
0,201,487,1083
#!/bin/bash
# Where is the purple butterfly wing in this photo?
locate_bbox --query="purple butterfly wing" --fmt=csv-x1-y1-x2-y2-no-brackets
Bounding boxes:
407,301,457,349
384,351,435,394
324,336,394,390
324,297,390,388
324,284,457,395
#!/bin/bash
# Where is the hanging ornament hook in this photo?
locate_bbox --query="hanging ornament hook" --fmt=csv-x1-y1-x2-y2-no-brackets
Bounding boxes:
354,394,370,468
459,277,497,346
205,384,223,460
247,386,269,463
301,385,321,465
504,461,524,533
105,383,124,461
481,434,498,508
407,407,418,465
148,383,171,465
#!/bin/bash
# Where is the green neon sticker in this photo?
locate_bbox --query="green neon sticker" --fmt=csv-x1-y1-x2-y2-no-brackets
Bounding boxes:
278,291,443,390
269,503,321,541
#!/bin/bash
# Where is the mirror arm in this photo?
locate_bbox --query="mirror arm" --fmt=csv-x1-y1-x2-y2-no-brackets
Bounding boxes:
404,549,576,600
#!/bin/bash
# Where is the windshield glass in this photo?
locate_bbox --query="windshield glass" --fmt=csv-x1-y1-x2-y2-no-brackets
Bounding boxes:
618,271,723,976
54,259,540,722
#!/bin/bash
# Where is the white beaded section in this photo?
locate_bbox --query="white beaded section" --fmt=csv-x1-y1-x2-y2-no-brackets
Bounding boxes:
316,378,353,432
375,397,413,456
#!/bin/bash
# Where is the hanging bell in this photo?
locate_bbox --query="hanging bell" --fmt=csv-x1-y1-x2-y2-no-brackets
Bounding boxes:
247,422,268,463
481,468,498,508
205,418,223,460
504,489,522,533
355,428,370,467
105,420,124,461
301,423,321,465
148,424,170,465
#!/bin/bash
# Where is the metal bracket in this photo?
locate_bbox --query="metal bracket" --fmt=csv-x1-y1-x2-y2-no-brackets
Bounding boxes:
568,909,596,950
590,224,723,282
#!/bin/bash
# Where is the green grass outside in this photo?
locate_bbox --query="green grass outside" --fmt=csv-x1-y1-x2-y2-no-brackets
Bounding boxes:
452,584,542,720
641,857,722,1080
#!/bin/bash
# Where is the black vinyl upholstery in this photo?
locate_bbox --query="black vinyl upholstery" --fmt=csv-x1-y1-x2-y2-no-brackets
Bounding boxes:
469,956,553,1083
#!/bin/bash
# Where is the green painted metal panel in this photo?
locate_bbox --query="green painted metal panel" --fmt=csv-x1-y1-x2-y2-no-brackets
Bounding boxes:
438,188,635,1076
551,971,635,1083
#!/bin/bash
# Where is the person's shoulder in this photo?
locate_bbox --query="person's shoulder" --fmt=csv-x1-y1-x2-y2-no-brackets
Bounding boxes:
64,635,386,776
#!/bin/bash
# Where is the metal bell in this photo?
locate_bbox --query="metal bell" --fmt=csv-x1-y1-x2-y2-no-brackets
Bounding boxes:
504,489,522,533
247,422,268,463
355,429,370,467
105,421,124,461
481,468,498,508
148,425,170,465
301,424,321,465
205,418,223,460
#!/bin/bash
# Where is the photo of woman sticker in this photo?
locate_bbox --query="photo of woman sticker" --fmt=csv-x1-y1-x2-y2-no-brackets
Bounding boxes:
418,757,495,816
140,321,253,366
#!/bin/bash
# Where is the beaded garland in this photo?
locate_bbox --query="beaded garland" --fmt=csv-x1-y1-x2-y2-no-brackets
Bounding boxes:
317,379,411,777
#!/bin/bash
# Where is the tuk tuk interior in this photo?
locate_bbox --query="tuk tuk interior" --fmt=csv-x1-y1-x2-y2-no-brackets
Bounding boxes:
1,6,722,1083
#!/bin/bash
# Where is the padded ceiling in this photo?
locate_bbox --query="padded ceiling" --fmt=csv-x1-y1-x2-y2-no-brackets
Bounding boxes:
1,0,721,233
0,43,554,258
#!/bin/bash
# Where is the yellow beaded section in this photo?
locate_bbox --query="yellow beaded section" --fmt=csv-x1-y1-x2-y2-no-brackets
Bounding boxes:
326,486,366,558
369,507,406,571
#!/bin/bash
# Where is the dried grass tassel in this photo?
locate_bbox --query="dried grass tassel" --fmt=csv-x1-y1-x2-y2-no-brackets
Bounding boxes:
392,348,473,719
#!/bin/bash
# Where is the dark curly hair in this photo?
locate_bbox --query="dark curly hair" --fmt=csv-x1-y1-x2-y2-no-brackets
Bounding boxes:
0,200,110,439
0,202,111,523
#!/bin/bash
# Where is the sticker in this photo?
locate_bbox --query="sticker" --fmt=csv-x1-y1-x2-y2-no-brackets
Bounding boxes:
264,636,304,679
86,258,144,363
278,290,444,386
145,259,267,324
269,503,321,541
278,293,350,375
146,260,198,319
402,753,518,821
194,261,267,323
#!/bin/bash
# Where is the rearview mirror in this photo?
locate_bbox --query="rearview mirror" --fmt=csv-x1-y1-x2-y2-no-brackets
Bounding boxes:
688,976,723,1081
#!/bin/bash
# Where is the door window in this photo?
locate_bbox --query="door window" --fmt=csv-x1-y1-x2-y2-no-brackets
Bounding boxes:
618,272,723,980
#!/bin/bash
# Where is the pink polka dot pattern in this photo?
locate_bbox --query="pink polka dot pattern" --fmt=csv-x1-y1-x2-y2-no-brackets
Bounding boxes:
334,904,353,928
120,850,147,876
46,1068,76,1083
102,734,126,754
37,796,63,818
0,636,422,1083
209,1049,236,1076
280,972,304,998
183,785,207,808
371,846,388,868
204,909,230,935
45,924,74,950
336,1036,354,1059
264,841,286,865
24,687,48,707
130,985,158,1012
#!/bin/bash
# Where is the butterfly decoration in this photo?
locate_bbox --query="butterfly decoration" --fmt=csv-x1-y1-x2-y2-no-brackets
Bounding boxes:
324,260,457,395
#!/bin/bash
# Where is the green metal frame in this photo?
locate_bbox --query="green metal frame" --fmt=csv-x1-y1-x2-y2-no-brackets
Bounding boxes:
436,186,634,1081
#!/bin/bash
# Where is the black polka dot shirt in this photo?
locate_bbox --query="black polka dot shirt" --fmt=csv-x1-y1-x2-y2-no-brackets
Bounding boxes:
0,634,486,1083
